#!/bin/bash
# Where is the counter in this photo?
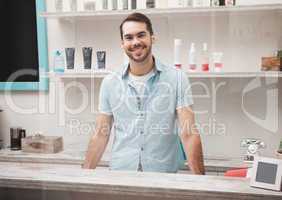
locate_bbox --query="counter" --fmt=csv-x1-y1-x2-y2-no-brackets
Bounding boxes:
0,162,281,200
0,149,250,173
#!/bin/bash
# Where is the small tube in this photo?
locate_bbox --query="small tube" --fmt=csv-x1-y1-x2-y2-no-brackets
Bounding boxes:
97,51,106,69
83,47,93,69
212,52,223,72
65,48,75,69
131,0,137,9
174,39,182,69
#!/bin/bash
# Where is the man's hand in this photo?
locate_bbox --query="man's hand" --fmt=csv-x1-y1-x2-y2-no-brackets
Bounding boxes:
177,106,205,175
82,114,113,169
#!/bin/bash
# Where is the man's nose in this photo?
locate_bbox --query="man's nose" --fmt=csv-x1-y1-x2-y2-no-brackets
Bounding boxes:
132,37,141,45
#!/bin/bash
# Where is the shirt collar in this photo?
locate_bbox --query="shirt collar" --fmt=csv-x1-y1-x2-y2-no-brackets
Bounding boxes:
121,57,165,79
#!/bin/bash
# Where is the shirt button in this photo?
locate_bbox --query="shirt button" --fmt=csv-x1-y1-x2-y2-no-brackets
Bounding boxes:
141,147,144,151
140,131,144,135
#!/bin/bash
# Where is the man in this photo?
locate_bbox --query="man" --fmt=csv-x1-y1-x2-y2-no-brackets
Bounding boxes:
83,12,205,174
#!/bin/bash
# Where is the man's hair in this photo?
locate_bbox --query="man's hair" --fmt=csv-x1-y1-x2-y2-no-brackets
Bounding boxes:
119,12,154,39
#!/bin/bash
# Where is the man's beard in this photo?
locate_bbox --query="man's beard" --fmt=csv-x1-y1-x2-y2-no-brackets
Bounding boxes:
125,43,152,63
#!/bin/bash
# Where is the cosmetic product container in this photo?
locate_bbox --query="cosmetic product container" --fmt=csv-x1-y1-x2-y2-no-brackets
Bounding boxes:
10,127,22,151
83,47,93,69
97,51,106,69
53,50,65,73
219,0,225,5
130,0,137,9
137,0,146,9
65,48,75,69
156,0,168,8
146,0,155,8
225,0,235,6
188,43,197,72
212,52,224,72
201,43,209,72
174,39,182,69
96,0,103,10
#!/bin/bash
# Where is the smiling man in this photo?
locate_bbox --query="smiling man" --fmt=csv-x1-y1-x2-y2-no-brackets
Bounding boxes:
83,13,205,174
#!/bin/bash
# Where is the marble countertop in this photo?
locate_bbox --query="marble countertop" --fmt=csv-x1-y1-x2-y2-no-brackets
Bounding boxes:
0,162,281,200
0,149,250,172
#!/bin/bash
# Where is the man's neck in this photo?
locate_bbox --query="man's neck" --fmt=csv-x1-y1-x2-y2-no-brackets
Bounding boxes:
129,55,154,76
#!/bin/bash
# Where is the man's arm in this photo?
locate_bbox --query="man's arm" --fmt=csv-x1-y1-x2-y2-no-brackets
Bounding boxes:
82,113,113,169
177,106,205,175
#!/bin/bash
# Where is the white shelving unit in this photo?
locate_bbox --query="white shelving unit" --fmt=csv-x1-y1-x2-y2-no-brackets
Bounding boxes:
42,4,282,79
48,70,110,78
40,4,282,20
46,70,282,79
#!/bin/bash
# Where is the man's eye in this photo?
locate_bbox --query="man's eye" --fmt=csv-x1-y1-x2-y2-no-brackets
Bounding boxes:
124,36,133,40
138,33,146,38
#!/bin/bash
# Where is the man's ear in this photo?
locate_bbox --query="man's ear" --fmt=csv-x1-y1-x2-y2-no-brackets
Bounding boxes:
121,39,124,49
151,35,156,43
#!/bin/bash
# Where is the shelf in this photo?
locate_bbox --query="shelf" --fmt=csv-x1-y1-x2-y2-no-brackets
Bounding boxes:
186,72,282,78
45,71,282,79
40,4,282,20
47,70,110,78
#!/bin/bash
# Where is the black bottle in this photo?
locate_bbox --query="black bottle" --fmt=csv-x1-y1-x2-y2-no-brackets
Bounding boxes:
219,0,225,6
10,127,21,150
131,0,137,9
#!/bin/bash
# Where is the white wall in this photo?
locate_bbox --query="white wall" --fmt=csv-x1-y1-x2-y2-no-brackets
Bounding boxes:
0,1,281,160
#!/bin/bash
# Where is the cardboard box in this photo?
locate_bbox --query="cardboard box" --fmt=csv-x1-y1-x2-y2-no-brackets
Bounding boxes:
22,135,63,154
261,56,281,71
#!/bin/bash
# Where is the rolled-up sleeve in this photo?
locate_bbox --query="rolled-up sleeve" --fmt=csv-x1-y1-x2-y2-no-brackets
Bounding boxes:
176,70,193,109
98,77,112,115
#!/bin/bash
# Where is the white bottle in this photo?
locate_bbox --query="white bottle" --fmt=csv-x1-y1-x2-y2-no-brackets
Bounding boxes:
225,0,235,6
212,52,223,72
174,39,182,69
96,0,103,10
53,50,65,73
137,0,146,9
156,0,168,8
201,43,209,72
188,43,197,72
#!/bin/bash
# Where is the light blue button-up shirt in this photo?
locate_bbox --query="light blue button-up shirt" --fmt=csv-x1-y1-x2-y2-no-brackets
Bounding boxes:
98,58,193,173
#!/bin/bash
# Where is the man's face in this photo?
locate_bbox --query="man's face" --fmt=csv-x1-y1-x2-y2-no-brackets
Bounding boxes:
121,21,154,63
